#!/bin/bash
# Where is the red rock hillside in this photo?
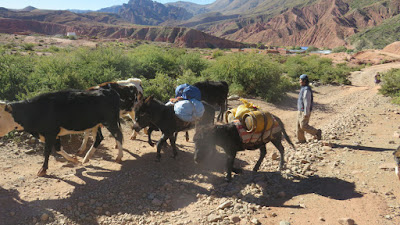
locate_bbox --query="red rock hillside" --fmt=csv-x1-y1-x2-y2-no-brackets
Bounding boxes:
220,0,398,48
0,18,248,48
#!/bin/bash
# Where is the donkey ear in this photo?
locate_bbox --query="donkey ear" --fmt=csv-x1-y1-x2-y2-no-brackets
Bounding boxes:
4,104,12,113
144,95,153,104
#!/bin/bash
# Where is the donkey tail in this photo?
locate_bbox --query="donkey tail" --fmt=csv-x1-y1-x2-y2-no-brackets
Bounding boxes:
274,115,296,150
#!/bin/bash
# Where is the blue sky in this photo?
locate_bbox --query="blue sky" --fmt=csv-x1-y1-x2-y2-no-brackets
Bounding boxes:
1,0,215,10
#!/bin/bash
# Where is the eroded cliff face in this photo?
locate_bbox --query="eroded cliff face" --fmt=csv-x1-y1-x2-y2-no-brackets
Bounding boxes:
0,18,69,34
216,0,398,48
118,0,193,25
0,18,247,49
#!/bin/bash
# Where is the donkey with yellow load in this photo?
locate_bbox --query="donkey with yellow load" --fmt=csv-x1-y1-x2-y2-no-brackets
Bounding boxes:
194,99,295,181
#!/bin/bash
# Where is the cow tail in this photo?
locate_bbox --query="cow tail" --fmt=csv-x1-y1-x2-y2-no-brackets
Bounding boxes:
274,116,296,150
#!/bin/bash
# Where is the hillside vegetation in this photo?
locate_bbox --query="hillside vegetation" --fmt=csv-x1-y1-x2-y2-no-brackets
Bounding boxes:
380,68,400,104
349,14,400,50
0,42,360,103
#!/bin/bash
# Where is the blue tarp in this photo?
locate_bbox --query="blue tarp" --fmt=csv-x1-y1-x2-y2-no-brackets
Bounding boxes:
174,99,205,122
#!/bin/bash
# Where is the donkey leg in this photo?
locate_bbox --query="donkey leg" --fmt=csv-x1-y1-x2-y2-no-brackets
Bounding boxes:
128,111,138,140
271,138,286,170
253,145,267,172
185,131,189,142
225,151,238,182
156,134,168,162
147,126,155,147
169,135,178,159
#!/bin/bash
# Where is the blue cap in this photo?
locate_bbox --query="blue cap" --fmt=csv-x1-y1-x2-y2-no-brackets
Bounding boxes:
299,74,308,80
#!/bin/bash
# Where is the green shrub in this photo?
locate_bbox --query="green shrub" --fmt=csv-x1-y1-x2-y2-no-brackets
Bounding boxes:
22,43,35,51
284,55,353,85
332,46,347,53
141,73,176,102
127,45,180,79
176,69,205,86
48,46,60,52
379,69,400,104
177,53,208,77
212,50,224,58
203,53,287,102
306,46,319,52
0,54,34,100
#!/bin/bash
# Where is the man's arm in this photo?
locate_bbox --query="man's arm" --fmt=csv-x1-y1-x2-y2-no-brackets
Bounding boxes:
303,89,312,116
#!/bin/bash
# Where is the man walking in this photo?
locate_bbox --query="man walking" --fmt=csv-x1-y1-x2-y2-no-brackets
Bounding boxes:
297,74,322,143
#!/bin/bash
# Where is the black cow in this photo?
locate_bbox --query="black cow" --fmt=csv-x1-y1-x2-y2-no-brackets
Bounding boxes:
133,96,215,161
193,115,295,182
193,81,229,121
77,80,142,162
0,89,123,176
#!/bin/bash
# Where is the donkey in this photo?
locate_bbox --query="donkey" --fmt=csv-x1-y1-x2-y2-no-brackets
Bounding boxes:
193,115,295,182
133,96,215,161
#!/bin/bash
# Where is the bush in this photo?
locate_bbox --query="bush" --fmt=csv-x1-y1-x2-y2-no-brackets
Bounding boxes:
127,45,180,79
332,46,347,53
22,43,35,51
141,73,176,102
0,54,34,100
284,55,353,85
306,46,319,52
212,50,224,58
48,46,60,52
203,53,288,102
379,69,400,104
177,53,208,77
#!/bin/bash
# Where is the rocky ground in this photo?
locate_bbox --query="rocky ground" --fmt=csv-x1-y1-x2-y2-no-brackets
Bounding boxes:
1,62,400,225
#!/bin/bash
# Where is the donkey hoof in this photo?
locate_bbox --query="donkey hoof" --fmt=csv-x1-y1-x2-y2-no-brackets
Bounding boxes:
149,142,155,147
130,136,137,140
232,168,243,174
37,168,47,177
115,158,122,164
224,177,232,182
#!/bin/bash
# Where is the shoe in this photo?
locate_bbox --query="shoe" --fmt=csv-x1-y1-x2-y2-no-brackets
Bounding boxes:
316,129,322,140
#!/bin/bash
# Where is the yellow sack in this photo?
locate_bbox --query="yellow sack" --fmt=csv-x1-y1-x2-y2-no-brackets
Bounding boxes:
224,99,274,133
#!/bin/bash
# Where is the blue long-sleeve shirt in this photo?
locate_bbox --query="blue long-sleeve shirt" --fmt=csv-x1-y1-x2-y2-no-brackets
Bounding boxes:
298,85,313,115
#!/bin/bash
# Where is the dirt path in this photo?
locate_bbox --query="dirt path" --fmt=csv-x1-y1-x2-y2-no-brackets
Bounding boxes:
1,63,400,225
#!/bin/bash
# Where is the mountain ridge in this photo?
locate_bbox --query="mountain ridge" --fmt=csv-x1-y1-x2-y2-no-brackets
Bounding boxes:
2,0,400,48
